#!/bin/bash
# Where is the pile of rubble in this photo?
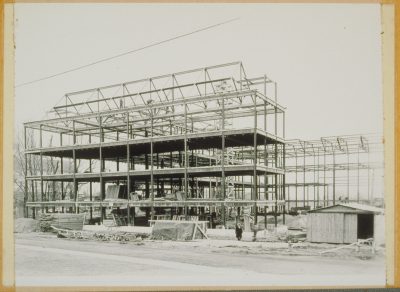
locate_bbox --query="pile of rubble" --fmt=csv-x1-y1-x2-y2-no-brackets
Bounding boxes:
91,232,141,242
39,213,54,232
56,229,148,243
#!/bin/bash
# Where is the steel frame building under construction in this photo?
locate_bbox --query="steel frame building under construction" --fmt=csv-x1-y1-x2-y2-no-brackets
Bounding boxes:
284,135,383,211
24,62,287,226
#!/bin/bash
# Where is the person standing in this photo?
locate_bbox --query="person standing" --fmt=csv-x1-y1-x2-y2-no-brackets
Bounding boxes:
235,223,243,241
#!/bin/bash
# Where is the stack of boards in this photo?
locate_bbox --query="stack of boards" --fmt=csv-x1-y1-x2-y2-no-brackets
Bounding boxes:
40,213,85,231
151,220,208,241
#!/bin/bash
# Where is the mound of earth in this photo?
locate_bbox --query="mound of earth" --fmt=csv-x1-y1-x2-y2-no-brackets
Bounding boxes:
14,218,39,233
287,215,307,230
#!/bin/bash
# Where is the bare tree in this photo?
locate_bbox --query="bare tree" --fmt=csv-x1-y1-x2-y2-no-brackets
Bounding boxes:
14,130,38,217
14,129,80,216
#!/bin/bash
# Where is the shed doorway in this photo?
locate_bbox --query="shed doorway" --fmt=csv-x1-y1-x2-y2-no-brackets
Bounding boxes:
357,214,374,239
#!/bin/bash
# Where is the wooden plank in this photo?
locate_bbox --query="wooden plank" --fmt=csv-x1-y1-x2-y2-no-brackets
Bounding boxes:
343,214,357,243
192,224,197,240
306,213,313,242
196,223,208,239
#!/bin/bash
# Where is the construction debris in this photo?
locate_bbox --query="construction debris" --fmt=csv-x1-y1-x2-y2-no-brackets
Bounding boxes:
39,213,55,232
52,226,148,243
319,238,376,255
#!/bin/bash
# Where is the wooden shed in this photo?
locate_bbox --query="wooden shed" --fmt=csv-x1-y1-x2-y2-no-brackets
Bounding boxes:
306,203,384,244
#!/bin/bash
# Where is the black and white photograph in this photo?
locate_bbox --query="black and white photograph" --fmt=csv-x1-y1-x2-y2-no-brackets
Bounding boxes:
12,3,389,288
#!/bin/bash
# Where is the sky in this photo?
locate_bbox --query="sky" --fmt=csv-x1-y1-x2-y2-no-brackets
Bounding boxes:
14,3,383,140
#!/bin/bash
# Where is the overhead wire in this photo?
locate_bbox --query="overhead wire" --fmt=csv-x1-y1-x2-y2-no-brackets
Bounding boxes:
16,17,239,88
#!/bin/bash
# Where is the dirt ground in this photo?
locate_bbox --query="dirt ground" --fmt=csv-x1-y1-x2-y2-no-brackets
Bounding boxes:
15,232,386,287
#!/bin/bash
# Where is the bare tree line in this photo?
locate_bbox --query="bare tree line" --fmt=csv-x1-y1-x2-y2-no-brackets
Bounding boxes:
14,129,81,216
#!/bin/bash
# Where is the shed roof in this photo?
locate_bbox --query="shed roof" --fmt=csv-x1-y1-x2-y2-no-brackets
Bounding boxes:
308,203,384,214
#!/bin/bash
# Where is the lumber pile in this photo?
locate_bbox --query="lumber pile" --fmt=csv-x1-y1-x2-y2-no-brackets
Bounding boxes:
39,213,85,231
106,185,127,199
151,220,208,241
